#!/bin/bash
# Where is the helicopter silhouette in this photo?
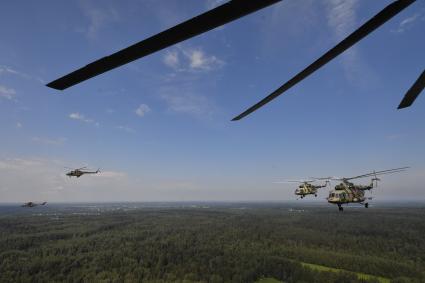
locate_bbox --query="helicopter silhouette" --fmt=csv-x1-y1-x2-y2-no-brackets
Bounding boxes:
65,167,100,178
22,202,47,208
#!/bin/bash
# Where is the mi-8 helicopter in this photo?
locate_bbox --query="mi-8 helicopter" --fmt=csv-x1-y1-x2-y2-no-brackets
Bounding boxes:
65,167,100,178
275,179,329,199
319,167,408,211
22,202,47,208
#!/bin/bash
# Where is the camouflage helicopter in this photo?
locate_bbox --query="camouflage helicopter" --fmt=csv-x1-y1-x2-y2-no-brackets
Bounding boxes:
319,167,408,211
275,179,329,199
22,201,47,208
65,167,100,178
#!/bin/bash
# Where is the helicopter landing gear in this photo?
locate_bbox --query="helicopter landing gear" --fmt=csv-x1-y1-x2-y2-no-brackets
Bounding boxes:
365,203,369,208
338,204,343,212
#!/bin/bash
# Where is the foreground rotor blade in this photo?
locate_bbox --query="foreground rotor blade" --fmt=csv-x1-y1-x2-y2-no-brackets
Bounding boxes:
46,0,281,90
398,69,425,109
232,0,415,121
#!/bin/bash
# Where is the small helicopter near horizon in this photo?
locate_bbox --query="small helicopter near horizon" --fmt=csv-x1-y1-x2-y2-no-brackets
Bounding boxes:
65,167,100,178
318,167,409,211
22,202,47,208
275,179,329,199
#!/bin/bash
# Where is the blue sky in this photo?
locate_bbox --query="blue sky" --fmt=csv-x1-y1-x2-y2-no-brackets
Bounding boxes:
0,0,424,202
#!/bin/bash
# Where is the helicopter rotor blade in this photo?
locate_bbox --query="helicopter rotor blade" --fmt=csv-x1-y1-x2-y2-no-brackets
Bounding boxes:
275,179,315,183
345,167,409,180
46,0,281,90
397,69,425,109
309,176,334,180
232,0,415,121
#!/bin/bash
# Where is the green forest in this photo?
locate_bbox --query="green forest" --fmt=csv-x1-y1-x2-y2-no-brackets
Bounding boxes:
0,203,424,282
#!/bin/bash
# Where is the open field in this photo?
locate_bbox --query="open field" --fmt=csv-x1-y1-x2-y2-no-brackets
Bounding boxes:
301,262,390,283
1,202,424,282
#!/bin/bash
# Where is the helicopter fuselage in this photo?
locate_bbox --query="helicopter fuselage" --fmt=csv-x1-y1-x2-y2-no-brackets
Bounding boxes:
22,202,47,207
295,184,318,198
66,169,99,178
327,180,374,210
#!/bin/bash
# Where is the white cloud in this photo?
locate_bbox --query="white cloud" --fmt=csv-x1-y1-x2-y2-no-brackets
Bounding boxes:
0,158,43,170
163,51,180,69
0,85,16,100
325,0,358,40
135,104,151,117
184,49,225,71
392,13,420,33
206,0,228,9
0,65,45,83
116,125,136,133
69,112,98,125
93,170,127,179
324,0,375,86
32,137,67,146
160,89,214,117
162,47,224,72
79,2,120,40
0,66,19,76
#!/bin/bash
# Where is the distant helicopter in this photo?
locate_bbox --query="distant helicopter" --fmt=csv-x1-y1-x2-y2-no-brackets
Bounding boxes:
22,202,47,208
320,167,408,211
275,179,329,199
65,167,100,178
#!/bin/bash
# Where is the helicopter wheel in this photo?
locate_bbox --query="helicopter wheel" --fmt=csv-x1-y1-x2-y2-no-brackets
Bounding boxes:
315,194,317,197
338,205,343,212
365,203,369,208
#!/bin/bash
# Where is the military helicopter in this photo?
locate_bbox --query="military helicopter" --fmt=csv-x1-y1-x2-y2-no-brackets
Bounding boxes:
22,202,47,208
65,167,100,178
320,167,408,211
275,179,329,199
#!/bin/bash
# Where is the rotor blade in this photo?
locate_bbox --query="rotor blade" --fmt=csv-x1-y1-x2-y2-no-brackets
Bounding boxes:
232,0,415,121
347,170,405,180
346,167,409,180
309,176,333,180
46,0,281,90
398,69,425,109
276,179,315,183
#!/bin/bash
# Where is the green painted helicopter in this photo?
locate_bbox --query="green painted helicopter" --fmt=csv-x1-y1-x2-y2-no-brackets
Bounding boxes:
317,167,409,211
275,179,329,199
